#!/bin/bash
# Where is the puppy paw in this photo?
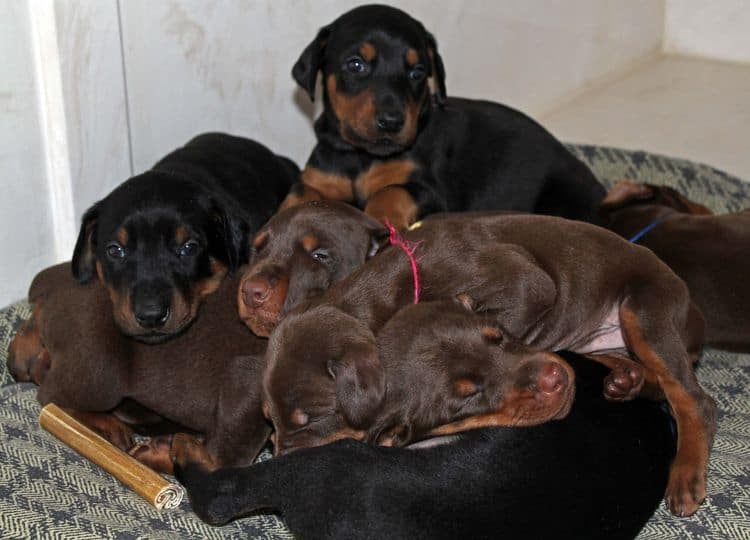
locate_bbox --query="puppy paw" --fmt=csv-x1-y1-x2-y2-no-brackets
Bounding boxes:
665,462,707,517
72,411,134,451
7,316,49,384
603,364,644,401
129,435,175,474
170,433,217,474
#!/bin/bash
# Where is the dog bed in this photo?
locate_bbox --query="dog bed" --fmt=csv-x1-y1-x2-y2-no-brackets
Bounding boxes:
1,144,748,539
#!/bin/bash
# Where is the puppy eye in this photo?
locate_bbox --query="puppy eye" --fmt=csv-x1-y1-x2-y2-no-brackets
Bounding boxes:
311,249,331,263
106,242,126,260
408,65,426,81
177,239,199,257
344,56,368,74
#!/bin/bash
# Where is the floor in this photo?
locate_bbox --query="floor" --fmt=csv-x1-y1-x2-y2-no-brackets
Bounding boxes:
541,55,750,181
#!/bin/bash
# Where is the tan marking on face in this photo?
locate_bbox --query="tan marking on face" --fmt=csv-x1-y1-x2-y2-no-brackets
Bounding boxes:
290,408,309,426
301,165,354,202
301,234,319,253
363,185,419,230
354,160,417,200
453,378,480,398
360,42,377,62
116,227,128,247
326,74,378,144
480,326,503,341
194,258,229,299
253,230,269,251
175,225,189,245
406,48,419,66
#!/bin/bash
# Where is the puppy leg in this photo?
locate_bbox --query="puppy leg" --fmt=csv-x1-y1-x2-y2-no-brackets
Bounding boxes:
67,409,134,451
7,305,51,384
619,291,716,517
128,434,179,474
279,182,325,210
364,185,419,230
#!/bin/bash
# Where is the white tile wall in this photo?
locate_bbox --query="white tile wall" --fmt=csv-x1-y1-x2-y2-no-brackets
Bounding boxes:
0,0,681,306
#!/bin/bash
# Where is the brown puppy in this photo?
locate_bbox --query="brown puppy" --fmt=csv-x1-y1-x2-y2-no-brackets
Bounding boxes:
263,214,715,517
7,263,269,474
601,179,750,352
264,299,575,455
238,201,387,336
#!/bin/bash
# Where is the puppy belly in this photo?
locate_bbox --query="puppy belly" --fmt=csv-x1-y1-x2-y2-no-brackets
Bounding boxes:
570,306,627,354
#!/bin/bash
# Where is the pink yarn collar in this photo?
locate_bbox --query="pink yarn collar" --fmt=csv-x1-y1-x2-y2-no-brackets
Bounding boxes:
385,220,421,304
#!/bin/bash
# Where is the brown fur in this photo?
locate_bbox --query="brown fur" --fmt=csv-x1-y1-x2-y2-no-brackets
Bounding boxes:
263,213,716,517
601,179,750,352
7,263,270,475
238,201,387,336
265,300,576,456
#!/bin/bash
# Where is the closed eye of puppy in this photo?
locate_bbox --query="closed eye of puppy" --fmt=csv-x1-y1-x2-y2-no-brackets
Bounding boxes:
262,299,575,456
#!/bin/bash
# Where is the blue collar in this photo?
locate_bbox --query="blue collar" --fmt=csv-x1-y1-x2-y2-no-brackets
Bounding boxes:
628,218,667,243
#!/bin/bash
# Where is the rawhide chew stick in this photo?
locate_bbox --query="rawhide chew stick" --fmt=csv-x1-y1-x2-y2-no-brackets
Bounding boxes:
39,403,183,510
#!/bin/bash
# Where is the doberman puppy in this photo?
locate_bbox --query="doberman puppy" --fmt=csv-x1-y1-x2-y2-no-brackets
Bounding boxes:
601,179,750,352
282,4,605,228
264,299,576,454
238,201,387,337
72,132,297,342
262,214,715,516
7,263,270,474
173,355,676,540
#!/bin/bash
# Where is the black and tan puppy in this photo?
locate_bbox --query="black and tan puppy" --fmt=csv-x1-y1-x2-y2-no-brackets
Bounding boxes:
72,132,297,342
262,213,715,516
238,201,387,336
8,263,269,474
282,4,604,228
601,179,750,352
264,300,575,455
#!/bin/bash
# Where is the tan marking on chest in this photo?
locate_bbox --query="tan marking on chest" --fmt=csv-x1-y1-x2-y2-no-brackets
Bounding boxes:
354,160,417,200
301,165,353,201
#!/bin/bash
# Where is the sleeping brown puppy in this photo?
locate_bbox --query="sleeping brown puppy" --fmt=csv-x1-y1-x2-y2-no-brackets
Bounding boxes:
264,299,576,455
601,179,750,352
261,213,715,517
238,201,387,336
7,263,269,474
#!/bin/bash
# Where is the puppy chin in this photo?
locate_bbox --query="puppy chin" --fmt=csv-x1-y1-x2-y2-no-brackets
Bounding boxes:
342,127,412,156
114,316,194,344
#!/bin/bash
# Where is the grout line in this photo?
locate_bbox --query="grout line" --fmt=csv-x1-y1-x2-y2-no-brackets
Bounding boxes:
28,0,77,261
116,0,135,176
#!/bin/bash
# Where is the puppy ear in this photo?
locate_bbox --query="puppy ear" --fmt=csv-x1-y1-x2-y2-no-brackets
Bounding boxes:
600,179,654,209
425,31,446,105
327,345,385,428
71,203,100,283
292,25,332,101
361,214,389,259
209,199,250,273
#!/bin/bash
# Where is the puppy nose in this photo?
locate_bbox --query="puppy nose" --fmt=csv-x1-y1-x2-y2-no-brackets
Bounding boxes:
376,110,405,132
534,356,569,394
134,303,170,329
241,277,272,308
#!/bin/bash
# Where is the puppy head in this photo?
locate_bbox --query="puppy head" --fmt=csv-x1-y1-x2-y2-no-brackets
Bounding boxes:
600,179,712,218
238,201,387,337
263,305,385,456
72,171,248,342
373,298,575,445
292,5,446,156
